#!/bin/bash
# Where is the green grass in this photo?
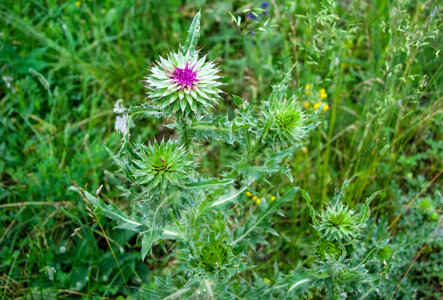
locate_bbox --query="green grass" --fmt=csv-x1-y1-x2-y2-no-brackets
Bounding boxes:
1,0,442,298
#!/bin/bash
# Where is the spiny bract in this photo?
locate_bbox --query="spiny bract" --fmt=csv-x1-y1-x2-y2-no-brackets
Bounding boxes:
199,236,230,272
263,98,307,148
132,140,192,195
315,239,343,261
314,201,366,242
145,51,223,119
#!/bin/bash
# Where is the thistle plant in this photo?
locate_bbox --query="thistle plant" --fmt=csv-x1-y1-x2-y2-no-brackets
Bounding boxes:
73,13,333,299
284,181,385,299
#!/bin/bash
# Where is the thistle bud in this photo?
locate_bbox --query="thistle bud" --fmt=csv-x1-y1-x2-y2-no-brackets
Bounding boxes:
315,239,344,260
132,140,192,195
263,98,307,148
314,201,366,243
199,236,230,272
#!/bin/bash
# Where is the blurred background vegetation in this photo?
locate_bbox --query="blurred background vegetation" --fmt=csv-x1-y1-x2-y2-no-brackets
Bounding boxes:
0,0,441,298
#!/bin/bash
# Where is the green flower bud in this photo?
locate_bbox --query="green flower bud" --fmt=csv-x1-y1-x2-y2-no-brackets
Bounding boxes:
132,139,192,195
376,245,392,260
419,198,433,210
263,98,307,148
199,237,230,272
315,239,343,260
429,211,439,221
315,201,366,243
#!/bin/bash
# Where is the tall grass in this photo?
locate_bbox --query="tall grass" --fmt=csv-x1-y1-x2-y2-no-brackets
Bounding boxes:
0,0,441,298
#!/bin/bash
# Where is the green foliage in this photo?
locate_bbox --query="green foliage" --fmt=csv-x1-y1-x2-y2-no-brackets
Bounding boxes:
1,0,442,299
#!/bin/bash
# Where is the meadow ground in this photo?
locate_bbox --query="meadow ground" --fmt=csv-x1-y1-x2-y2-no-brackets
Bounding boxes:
0,0,442,299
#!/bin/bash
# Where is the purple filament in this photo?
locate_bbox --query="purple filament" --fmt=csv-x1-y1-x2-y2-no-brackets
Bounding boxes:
171,63,198,90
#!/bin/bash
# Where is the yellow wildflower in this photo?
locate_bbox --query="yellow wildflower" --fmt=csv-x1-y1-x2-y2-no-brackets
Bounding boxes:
323,103,330,111
252,195,257,201
271,196,276,201
303,101,310,108
256,198,261,205
245,191,252,197
75,1,81,6
314,102,322,110
320,88,327,99
305,90,310,95
305,84,311,89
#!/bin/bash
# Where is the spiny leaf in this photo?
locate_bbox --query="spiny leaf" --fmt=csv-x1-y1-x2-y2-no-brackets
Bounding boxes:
69,186,142,230
181,11,201,56
232,187,300,245
141,230,162,260
300,188,316,225
183,178,235,189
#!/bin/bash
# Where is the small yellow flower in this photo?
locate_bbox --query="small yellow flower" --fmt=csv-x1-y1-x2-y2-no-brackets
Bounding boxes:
314,102,322,110
320,92,327,99
305,90,310,95
323,103,330,111
271,196,276,201
75,1,81,6
305,84,311,89
320,88,326,94
252,195,257,201
303,101,310,108
302,147,308,153
245,191,252,197
256,198,261,205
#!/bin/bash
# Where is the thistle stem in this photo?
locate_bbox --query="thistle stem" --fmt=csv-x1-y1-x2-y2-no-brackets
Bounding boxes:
180,120,192,160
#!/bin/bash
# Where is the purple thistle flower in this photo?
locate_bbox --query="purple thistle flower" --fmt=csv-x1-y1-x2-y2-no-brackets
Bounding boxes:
145,51,223,118
171,63,198,90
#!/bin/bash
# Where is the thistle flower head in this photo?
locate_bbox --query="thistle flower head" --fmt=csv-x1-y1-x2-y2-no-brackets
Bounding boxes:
314,201,365,242
263,98,307,147
132,140,192,195
145,51,223,119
